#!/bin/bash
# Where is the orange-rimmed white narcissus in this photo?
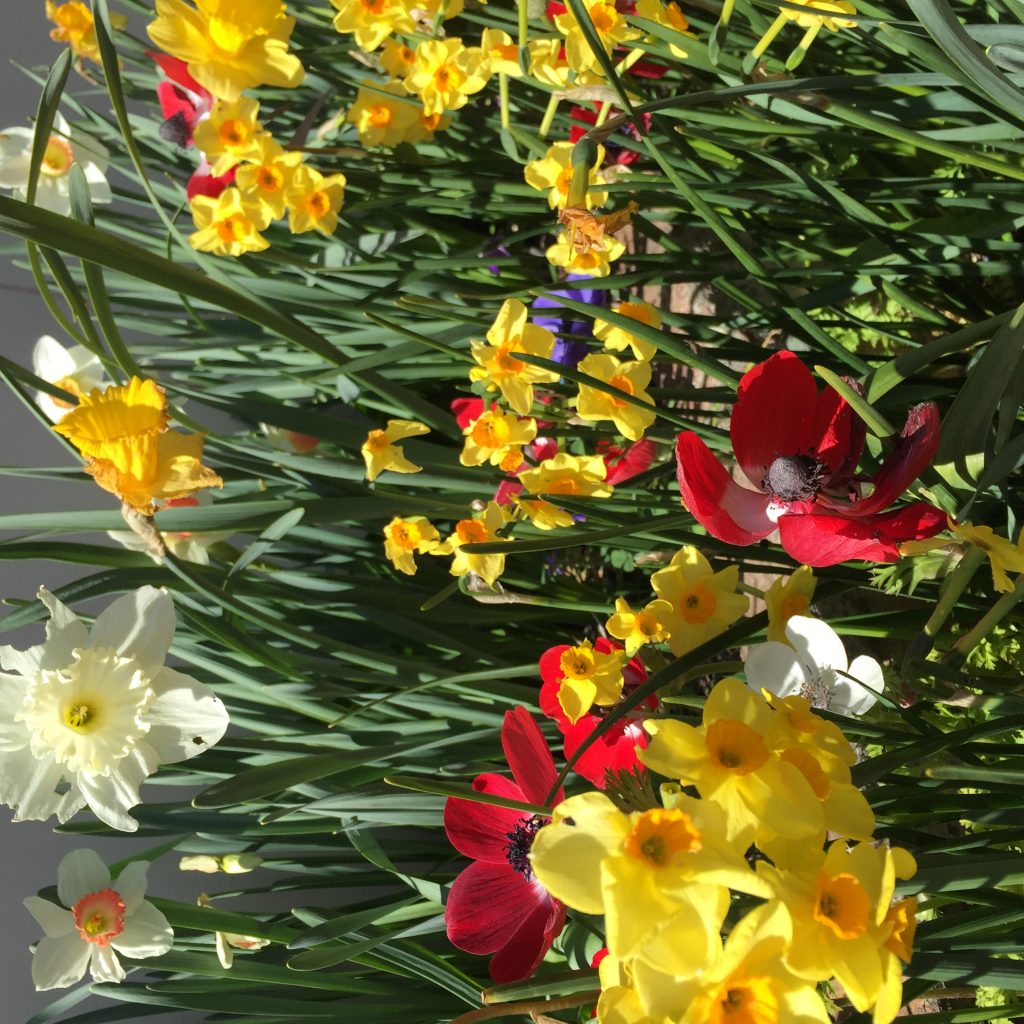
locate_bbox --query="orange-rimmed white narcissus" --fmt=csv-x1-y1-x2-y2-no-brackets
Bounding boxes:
24,848,173,990
0,586,229,831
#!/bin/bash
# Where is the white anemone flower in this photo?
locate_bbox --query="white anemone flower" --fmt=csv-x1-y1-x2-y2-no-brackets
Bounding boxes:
744,614,884,716
0,586,230,831
32,334,105,423
24,848,172,990
0,112,110,215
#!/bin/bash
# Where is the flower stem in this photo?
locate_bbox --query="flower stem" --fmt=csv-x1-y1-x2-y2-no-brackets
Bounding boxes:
944,572,1024,669
499,73,510,131
538,92,559,139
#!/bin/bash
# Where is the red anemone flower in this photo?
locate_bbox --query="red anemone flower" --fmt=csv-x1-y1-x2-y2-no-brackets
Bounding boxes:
186,160,236,201
675,351,944,567
444,707,566,983
598,439,656,485
148,52,212,147
539,638,655,787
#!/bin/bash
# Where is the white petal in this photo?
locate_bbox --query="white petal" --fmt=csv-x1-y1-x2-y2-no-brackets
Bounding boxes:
0,642,45,677
216,931,233,969
0,673,29,751
785,615,849,673
146,668,229,765
67,344,102,378
32,179,72,215
32,335,75,380
77,751,155,833
0,130,31,189
111,900,173,958
89,945,125,984
744,641,807,698
832,655,885,717
58,849,110,907
31,932,91,990
82,168,112,205
24,897,75,938
38,587,90,668
88,587,174,675
71,132,108,172
36,394,69,424
113,861,149,913
0,745,85,823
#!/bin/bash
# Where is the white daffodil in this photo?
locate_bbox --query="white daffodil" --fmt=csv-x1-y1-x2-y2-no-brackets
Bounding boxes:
0,586,229,831
744,614,884,716
24,848,173,990
0,112,110,215
31,334,105,423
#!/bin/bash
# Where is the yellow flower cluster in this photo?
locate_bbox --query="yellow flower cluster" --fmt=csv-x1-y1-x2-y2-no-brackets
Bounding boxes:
531,677,917,1024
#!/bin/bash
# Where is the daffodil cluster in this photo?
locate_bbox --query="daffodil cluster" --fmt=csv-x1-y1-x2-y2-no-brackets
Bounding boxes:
531,677,918,1024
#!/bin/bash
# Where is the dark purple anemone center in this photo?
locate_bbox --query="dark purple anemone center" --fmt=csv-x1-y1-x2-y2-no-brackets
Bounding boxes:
506,815,549,878
763,454,826,503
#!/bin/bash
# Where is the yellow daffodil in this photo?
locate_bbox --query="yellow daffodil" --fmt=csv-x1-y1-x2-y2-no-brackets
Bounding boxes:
437,501,511,586
469,299,560,415
633,0,696,60
650,545,748,657
764,692,858,773
524,141,607,211
480,28,523,77
574,352,656,441
460,409,537,467
347,81,423,149
527,38,573,88
531,791,767,969
192,98,265,176
554,0,643,73
517,453,612,532
765,564,817,643
515,496,575,531
284,166,346,236
876,898,919,1024
383,515,440,575
361,419,430,482
949,520,1024,592
189,188,270,257
759,839,916,1022
640,677,824,844
404,39,490,117
47,1,126,64
147,0,305,103
607,596,673,656
407,109,451,143
750,0,857,68
53,378,222,515
546,229,625,277
234,136,304,221
380,39,417,79
550,639,626,723
594,300,661,362
329,0,413,51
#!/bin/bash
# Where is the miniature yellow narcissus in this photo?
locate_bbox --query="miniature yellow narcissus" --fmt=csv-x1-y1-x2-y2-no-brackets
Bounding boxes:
469,299,560,416
765,564,817,643
347,82,423,149
607,596,673,656
574,352,656,442
633,0,696,59
650,545,748,656
189,188,270,257
383,516,441,575
404,39,490,117
480,29,523,77
329,0,413,51
517,453,613,531
285,167,347,236
192,98,264,176
524,142,607,211
362,419,430,482
551,639,625,723
147,0,305,103
437,501,511,586
554,0,643,73
234,137,304,221
381,39,417,79
546,230,625,277
46,1,126,64
594,300,661,362
949,520,1024,592
460,409,537,468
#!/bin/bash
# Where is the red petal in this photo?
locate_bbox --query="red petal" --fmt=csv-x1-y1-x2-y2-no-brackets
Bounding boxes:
147,51,205,97
538,646,571,731
604,439,657,485
444,774,527,863
564,717,648,788
531,437,559,463
186,166,235,201
451,397,486,430
846,403,941,517
156,81,199,126
777,503,945,566
446,860,547,954
503,707,563,808
731,352,819,487
487,896,566,983
675,433,774,545
811,378,865,483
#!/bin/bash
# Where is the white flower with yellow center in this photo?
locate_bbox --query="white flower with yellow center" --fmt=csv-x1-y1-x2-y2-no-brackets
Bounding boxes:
0,112,110,215
0,586,229,831
31,334,105,423
24,848,173,990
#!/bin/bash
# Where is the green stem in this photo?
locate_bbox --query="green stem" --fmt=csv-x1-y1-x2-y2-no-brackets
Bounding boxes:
499,72,510,131
945,572,1024,669
517,0,528,47
538,92,559,139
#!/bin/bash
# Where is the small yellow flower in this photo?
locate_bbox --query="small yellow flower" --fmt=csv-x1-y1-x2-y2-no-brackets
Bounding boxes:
329,0,413,51
607,596,673,656
554,0,643,73
147,0,305,103
555,639,626,723
404,39,490,117
765,565,817,644
469,299,560,415
650,546,748,657
361,419,429,482
527,38,573,88
633,0,695,59
750,0,857,67
949,520,1024,593
234,136,304,221
460,409,537,468
594,299,661,362
383,516,440,575
189,188,270,258
46,1,126,64
574,352,656,441
407,109,451,143
192,98,265,177
380,38,417,80
346,81,423,149
284,166,347,236
480,28,523,78
546,229,625,277
517,453,613,531
524,141,607,211
437,501,511,586
53,377,222,515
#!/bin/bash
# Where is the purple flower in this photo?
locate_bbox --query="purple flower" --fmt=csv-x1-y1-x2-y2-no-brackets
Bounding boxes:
531,275,607,368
